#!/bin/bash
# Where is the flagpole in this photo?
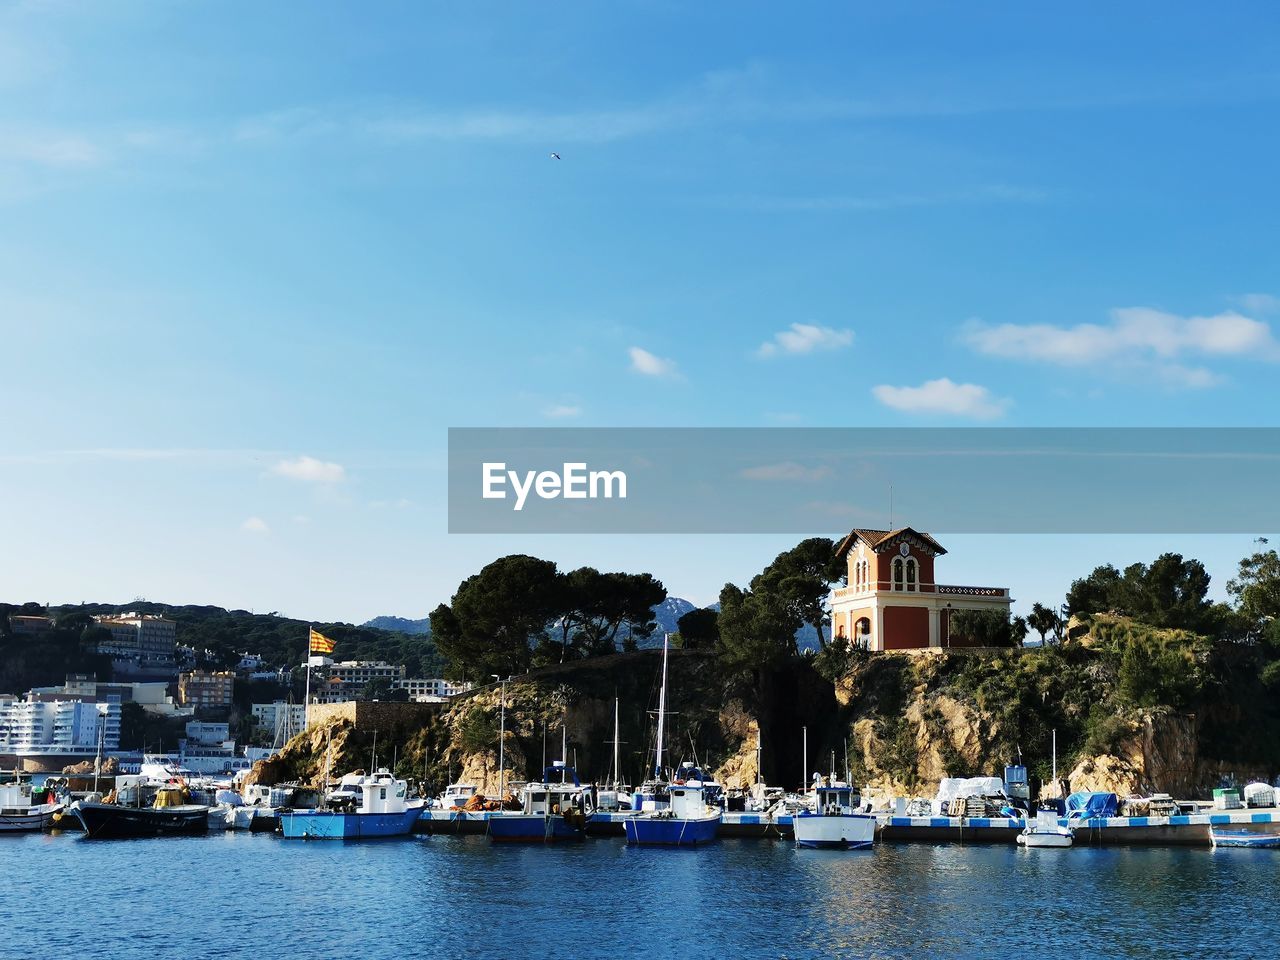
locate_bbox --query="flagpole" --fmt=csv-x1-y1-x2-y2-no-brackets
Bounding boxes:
303,625,312,731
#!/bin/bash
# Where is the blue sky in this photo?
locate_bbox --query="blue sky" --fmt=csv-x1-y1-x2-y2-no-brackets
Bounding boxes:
2,2,1278,622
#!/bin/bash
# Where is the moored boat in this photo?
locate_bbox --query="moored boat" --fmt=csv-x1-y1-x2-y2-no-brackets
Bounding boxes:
1016,810,1074,848
1210,828,1280,848
280,769,423,840
623,780,721,846
71,781,208,839
793,780,875,850
488,762,591,842
622,635,721,847
0,780,65,833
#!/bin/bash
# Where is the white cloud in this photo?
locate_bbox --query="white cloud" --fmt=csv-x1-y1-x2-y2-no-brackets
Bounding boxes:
241,516,270,534
757,323,854,358
741,461,832,482
629,346,678,378
270,455,346,483
1232,293,1280,315
963,307,1280,387
543,404,583,419
872,378,1010,420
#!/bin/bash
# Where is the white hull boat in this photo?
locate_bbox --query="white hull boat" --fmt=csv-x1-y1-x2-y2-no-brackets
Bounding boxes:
1017,811,1073,848
793,782,875,849
0,781,64,832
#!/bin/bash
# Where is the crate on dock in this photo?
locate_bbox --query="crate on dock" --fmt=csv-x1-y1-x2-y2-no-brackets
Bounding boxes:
1243,783,1275,808
1213,788,1243,810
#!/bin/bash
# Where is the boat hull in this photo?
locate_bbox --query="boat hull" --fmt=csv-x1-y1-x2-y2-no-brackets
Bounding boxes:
793,813,876,849
624,814,720,846
71,802,209,839
1017,830,1073,848
488,812,585,842
280,806,422,840
0,803,63,833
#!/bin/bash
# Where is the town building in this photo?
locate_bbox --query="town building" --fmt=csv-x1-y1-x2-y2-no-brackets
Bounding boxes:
0,695,121,756
27,675,191,717
9,614,54,635
250,701,307,738
393,678,474,702
830,527,1012,652
177,670,235,708
92,612,178,679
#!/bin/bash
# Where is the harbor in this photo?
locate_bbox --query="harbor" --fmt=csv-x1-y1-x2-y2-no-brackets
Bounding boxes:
2,830,1274,959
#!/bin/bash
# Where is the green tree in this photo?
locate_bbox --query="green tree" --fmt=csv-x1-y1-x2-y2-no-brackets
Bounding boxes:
360,677,395,700
554,568,667,659
717,582,801,671
1228,544,1280,629
430,554,561,680
1027,602,1061,645
1066,564,1124,617
949,608,1018,647
749,537,842,649
1067,553,1213,632
676,607,720,650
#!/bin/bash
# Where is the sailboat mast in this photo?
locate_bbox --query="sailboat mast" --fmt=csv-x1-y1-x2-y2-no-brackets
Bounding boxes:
612,696,620,788
655,633,669,779
1051,728,1057,786
802,726,808,792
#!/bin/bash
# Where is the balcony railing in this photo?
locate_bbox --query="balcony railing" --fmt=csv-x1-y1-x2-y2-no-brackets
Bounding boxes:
936,584,1009,598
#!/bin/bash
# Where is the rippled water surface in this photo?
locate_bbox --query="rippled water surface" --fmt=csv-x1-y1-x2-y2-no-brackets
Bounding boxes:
2,831,1273,958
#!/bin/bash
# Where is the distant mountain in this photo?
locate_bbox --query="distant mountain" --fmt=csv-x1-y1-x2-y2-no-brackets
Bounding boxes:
362,615,431,635
650,597,698,635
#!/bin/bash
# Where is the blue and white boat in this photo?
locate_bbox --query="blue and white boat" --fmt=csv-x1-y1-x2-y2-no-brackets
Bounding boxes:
624,778,721,846
622,636,721,847
793,779,876,849
280,769,423,840
487,761,591,842
1211,828,1280,849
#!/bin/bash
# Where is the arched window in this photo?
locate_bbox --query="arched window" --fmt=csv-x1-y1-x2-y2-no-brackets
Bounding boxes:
906,557,918,592
893,557,904,591
855,617,872,649
860,560,868,590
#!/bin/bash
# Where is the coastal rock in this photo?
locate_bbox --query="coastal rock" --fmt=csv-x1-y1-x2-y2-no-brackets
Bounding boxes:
62,756,119,776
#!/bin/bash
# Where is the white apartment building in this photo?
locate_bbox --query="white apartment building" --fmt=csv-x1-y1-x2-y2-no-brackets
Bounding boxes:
250,701,307,737
394,678,474,702
0,696,121,755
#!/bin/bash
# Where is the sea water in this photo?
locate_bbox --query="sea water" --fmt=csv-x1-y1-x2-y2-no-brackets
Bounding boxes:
1,831,1269,958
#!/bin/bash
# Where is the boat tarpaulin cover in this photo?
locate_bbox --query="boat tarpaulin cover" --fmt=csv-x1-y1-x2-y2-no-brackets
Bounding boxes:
936,777,1006,804
1065,792,1118,820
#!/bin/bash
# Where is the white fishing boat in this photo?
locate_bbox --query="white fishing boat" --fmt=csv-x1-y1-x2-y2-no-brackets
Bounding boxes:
793,779,876,849
0,779,65,832
1017,810,1074,848
435,781,479,810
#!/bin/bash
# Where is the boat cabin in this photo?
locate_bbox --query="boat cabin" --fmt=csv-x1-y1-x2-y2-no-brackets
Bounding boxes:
359,770,410,814
521,763,588,816
814,785,859,815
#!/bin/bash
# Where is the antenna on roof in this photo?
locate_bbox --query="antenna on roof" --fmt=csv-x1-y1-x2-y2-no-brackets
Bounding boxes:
888,484,894,530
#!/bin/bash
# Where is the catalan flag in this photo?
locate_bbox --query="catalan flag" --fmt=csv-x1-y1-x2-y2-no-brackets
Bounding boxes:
309,627,335,654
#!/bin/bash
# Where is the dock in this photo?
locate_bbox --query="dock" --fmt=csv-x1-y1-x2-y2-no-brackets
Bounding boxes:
418,806,1280,846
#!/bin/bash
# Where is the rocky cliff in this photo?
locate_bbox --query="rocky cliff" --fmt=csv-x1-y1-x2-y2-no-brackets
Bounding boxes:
253,616,1280,801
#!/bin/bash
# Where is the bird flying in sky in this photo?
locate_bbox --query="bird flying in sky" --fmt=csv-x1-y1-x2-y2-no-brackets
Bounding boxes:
549,152,561,160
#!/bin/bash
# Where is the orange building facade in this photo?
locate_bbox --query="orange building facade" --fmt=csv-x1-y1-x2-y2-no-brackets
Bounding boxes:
830,527,1012,651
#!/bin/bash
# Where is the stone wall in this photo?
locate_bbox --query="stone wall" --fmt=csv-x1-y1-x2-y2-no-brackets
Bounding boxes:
308,700,441,732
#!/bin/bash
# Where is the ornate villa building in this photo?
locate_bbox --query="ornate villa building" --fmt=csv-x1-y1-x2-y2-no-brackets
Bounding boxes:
831,527,1012,651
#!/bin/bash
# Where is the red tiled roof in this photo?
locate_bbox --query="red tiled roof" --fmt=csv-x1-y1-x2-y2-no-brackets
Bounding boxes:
833,527,947,559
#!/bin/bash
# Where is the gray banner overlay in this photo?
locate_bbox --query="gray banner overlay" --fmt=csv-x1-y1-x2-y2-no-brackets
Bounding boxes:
448,428,1280,534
